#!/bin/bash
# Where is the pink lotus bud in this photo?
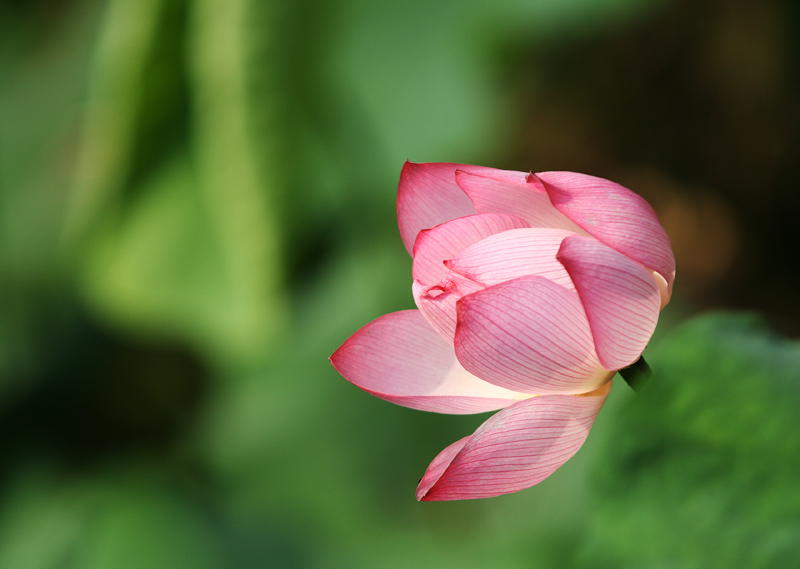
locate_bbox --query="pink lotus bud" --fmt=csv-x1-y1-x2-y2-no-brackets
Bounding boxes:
331,162,675,501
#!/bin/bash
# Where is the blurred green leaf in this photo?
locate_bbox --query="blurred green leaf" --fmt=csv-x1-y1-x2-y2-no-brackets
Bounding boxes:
581,313,800,569
0,468,227,569
78,155,237,360
68,0,287,366
0,0,101,395
65,0,165,240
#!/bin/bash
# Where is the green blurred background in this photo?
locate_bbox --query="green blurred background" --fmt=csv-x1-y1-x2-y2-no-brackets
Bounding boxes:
2,0,799,567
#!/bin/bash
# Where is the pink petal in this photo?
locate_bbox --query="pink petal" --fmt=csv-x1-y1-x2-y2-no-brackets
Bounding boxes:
416,436,471,496
556,236,662,371
417,382,611,501
397,162,529,254
455,170,586,232
330,310,524,414
454,275,611,395
412,213,530,286
534,171,676,298
446,227,578,289
413,275,484,341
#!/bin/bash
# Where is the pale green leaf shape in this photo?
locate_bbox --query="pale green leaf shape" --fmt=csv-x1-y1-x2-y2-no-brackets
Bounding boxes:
79,155,255,361
67,0,286,365
580,313,800,569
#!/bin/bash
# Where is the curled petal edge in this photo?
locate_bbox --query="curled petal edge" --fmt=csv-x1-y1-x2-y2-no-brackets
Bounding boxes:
533,171,675,302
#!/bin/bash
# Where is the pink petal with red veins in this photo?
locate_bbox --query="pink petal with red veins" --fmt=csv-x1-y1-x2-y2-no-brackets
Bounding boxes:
557,236,662,371
416,436,471,497
413,275,484,341
330,310,523,414
417,382,611,501
455,170,586,233
397,162,529,254
454,275,611,395
446,227,578,289
534,171,676,298
412,213,530,286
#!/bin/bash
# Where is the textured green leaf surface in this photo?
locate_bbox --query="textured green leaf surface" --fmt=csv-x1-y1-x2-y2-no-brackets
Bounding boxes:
581,314,800,568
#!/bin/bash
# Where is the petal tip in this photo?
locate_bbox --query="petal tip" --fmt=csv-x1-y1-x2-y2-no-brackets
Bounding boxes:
328,344,344,370
452,169,475,187
415,475,446,502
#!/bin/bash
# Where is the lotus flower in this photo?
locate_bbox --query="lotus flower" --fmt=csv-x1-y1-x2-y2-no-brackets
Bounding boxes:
330,162,675,501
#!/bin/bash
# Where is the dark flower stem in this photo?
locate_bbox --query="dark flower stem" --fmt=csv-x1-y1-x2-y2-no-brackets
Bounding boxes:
618,356,652,392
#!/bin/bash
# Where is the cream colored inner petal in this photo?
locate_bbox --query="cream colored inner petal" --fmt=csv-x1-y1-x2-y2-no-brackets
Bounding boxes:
426,362,616,401
423,361,532,400
575,376,614,397
651,270,672,309
427,363,614,401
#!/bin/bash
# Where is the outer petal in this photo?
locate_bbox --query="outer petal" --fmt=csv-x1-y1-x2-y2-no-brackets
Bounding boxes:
417,382,611,501
330,310,524,414
455,170,586,233
412,213,530,286
397,162,529,254
557,236,662,371
454,275,611,395
534,171,676,298
446,227,577,289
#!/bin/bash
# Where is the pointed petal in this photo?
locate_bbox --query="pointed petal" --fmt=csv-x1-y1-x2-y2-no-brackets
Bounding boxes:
455,170,586,232
446,227,577,289
556,236,662,370
535,171,676,297
417,382,611,501
415,436,471,499
330,310,524,414
454,275,611,395
398,162,529,254
412,213,530,286
413,275,484,341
